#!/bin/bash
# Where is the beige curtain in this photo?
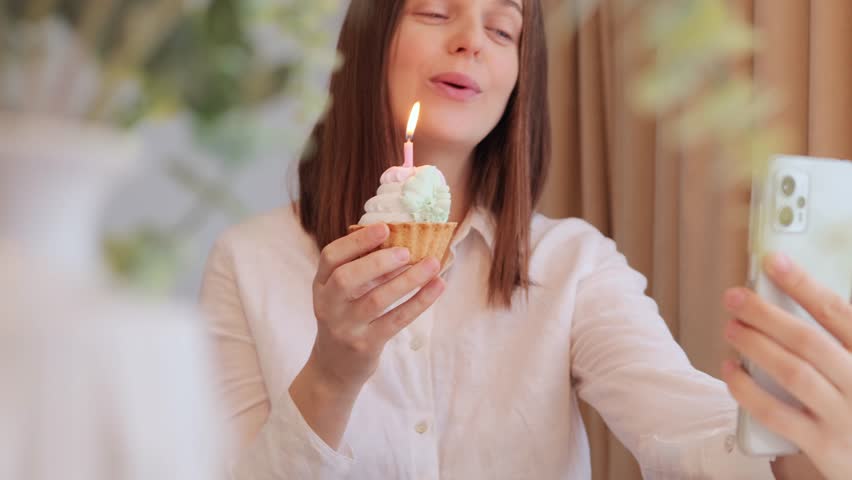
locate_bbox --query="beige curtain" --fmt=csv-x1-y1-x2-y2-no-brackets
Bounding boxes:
540,1,852,479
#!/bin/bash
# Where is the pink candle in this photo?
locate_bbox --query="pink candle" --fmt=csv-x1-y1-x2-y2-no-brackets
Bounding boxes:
403,102,420,168
403,140,414,168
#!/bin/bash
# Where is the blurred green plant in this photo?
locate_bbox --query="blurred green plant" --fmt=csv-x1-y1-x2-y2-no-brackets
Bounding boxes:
552,0,784,179
0,0,342,292
628,0,784,180
555,0,849,266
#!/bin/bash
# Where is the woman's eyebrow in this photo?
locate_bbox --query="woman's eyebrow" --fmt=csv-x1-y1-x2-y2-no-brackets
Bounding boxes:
499,0,523,15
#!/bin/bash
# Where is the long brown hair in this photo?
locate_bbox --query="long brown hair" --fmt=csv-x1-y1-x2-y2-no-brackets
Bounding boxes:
298,0,550,308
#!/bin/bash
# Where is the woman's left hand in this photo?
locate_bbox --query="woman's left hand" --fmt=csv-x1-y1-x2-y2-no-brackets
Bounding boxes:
721,252,852,480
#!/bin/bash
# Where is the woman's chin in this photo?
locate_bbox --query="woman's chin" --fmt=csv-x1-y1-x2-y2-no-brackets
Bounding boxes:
417,126,490,152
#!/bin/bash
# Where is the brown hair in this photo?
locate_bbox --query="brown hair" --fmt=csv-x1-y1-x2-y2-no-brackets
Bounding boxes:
298,0,550,308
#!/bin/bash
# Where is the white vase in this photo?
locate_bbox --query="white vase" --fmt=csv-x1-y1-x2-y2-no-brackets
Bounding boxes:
0,114,226,480
0,113,137,280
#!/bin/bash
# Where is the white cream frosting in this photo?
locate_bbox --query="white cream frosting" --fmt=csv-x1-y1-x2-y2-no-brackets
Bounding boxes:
358,165,451,225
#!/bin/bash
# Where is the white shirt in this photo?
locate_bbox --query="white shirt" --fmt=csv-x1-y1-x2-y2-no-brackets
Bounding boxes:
199,205,774,480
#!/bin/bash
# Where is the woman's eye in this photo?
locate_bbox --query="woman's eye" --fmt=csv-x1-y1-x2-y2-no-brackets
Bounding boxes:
495,29,513,40
489,27,514,42
417,12,449,19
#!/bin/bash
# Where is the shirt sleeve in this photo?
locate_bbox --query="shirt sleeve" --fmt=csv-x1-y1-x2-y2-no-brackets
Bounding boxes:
570,234,774,480
199,233,355,479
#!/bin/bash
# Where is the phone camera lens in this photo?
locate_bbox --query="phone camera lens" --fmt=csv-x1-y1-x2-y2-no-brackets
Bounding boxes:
797,196,806,208
781,176,796,196
778,206,794,226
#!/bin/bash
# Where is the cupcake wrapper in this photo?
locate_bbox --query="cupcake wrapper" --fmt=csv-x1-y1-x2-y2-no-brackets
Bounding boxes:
347,222,459,266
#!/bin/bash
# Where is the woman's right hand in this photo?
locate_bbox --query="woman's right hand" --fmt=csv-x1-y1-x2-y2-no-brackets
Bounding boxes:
291,223,444,449
308,223,444,392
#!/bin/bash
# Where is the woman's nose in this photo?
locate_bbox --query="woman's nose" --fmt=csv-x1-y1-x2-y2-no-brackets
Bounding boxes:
447,18,485,59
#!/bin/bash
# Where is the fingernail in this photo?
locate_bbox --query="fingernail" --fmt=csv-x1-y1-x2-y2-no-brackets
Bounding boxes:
427,278,446,295
724,289,746,310
768,253,791,275
393,248,410,262
724,320,740,340
422,257,440,274
370,224,388,240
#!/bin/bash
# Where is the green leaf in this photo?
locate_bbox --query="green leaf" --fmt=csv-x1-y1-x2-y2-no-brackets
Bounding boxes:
102,227,186,294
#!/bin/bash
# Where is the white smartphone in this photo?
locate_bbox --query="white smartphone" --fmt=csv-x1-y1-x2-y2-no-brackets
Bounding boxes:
737,155,852,457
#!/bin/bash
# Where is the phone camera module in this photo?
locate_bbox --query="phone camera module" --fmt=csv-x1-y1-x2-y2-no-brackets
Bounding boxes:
781,176,796,196
778,206,794,227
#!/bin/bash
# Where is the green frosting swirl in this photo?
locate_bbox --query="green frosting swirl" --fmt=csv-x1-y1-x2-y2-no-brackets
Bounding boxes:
401,166,451,222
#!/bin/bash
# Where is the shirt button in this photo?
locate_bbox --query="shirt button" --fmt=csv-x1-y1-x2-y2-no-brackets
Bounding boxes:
410,337,425,351
414,421,429,434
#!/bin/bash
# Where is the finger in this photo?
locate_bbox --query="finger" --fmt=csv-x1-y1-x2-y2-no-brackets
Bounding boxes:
721,359,820,452
723,287,852,393
725,319,845,420
326,247,412,301
763,252,852,348
349,265,412,300
315,223,389,285
369,275,445,342
357,257,441,321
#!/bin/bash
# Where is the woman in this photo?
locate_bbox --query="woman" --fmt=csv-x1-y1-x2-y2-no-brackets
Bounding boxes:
200,0,839,478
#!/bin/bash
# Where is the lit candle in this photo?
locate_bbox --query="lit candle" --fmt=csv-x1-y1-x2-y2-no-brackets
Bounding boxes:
403,101,420,168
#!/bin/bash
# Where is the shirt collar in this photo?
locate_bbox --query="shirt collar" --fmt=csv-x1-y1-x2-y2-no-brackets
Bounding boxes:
450,205,496,252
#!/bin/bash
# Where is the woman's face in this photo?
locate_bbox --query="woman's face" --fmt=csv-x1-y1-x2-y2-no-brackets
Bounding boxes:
388,0,523,152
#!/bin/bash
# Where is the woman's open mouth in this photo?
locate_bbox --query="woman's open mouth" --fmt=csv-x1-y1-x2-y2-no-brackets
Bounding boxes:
429,72,483,102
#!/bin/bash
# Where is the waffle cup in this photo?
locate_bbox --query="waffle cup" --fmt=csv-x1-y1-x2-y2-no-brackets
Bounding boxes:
348,222,458,266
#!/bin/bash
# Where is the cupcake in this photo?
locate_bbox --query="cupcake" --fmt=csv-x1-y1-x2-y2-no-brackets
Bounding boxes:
349,164,457,265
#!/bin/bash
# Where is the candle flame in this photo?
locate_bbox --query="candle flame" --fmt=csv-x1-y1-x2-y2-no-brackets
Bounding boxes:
405,101,420,141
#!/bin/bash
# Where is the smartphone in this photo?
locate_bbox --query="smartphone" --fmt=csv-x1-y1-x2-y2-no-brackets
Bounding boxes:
737,155,852,457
